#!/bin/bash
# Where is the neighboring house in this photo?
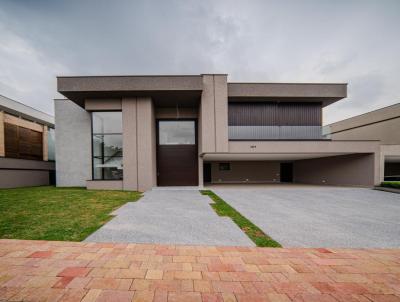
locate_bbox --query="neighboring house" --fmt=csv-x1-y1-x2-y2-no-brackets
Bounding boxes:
0,94,55,188
325,103,400,181
55,74,383,191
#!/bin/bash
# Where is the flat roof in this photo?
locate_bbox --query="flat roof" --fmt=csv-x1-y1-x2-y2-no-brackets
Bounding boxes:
327,102,400,134
57,74,347,108
0,94,54,127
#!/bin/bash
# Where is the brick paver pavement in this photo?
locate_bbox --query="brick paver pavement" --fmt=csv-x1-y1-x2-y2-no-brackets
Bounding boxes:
0,240,399,302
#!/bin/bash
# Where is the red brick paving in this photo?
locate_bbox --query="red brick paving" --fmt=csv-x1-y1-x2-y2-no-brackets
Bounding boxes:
0,240,399,301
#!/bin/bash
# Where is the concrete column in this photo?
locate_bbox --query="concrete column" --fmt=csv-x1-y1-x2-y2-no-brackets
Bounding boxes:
214,75,229,152
0,111,4,157
122,98,138,190
200,75,216,153
42,125,48,161
200,74,229,153
198,157,204,188
137,97,156,191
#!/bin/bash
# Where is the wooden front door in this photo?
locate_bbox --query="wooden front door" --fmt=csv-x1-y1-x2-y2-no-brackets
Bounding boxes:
157,120,198,186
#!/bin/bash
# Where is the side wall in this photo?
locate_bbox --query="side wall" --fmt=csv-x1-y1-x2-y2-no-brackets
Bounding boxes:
0,157,54,188
329,117,400,145
211,161,280,183
55,99,91,187
294,154,376,187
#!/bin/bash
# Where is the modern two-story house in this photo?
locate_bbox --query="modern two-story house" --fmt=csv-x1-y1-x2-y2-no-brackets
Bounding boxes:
55,74,382,191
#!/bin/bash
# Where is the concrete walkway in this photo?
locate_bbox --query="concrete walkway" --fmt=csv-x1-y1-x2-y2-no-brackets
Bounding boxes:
1,239,400,302
213,186,400,248
85,190,253,246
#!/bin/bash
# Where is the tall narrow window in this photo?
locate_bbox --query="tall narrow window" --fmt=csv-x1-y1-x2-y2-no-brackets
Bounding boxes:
92,112,123,180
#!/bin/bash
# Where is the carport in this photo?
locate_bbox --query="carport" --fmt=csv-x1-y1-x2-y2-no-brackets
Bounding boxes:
201,140,381,187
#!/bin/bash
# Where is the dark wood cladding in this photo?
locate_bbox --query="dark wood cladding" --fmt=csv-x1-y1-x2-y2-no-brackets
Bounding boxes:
4,123,43,160
228,102,322,126
157,145,198,186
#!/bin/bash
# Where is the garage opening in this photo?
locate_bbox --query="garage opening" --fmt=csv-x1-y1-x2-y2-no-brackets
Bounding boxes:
203,153,376,187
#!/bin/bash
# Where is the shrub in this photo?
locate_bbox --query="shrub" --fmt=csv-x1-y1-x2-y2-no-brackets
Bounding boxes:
381,181,400,189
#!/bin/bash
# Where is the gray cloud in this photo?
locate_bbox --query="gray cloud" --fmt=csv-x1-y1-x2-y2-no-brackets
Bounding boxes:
0,0,399,124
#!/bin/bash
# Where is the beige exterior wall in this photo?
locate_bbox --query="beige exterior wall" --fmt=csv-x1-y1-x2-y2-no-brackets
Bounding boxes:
294,154,376,187
210,161,280,183
228,140,380,154
121,97,157,191
200,75,229,153
155,107,198,119
0,111,4,157
85,99,122,111
122,98,138,190
329,117,400,145
136,97,157,191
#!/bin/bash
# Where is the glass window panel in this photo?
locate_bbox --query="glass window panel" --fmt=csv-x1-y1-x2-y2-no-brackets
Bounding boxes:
92,111,123,180
93,157,123,180
47,128,55,161
159,121,195,145
92,112,122,134
93,134,122,157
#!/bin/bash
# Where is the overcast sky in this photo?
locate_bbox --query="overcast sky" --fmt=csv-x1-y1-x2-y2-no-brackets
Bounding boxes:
0,0,399,124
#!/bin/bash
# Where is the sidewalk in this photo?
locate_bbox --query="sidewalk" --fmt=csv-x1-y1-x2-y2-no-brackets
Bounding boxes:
0,239,399,301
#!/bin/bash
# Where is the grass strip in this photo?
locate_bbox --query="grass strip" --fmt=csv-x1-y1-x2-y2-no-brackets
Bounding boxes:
200,190,281,247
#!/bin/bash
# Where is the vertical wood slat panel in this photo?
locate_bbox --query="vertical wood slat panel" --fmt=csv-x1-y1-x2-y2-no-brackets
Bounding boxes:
228,102,322,126
4,122,43,160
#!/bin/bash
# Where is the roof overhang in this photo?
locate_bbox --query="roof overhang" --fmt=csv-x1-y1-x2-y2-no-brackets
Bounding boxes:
228,83,347,107
0,94,54,127
57,75,203,107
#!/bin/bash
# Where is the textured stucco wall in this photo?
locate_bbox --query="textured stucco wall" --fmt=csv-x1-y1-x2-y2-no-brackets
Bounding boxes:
55,99,91,187
294,154,376,187
137,97,157,191
122,98,138,190
211,161,280,183
121,97,156,191
200,75,229,154
330,117,400,145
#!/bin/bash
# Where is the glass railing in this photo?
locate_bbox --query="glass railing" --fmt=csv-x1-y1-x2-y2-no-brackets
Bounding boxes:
228,126,326,140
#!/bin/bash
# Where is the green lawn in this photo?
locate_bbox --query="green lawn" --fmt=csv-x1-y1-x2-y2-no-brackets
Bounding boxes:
200,190,281,247
0,186,141,241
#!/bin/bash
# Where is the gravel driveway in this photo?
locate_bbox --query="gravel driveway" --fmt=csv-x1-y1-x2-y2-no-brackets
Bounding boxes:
85,189,253,246
213,186,400,248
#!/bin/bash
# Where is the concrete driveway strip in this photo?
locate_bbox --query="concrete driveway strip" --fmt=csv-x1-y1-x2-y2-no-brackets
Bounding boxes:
85,189,254,246
214,186,400,248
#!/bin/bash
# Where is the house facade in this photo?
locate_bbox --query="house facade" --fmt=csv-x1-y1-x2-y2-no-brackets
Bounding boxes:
325,103,400,182
0,94,55,188
55,74,382,191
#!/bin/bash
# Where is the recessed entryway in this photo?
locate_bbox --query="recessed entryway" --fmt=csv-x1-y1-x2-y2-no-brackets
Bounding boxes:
156,120,198,186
